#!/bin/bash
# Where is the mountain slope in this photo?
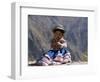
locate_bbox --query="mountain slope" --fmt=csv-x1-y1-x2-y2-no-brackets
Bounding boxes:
28,15,88,62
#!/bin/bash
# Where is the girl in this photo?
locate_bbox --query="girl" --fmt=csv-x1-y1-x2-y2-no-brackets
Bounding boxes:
38,25,71,66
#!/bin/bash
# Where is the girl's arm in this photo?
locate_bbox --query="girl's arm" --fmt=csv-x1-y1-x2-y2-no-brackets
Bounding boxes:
57,40,67,48
51,39,61,49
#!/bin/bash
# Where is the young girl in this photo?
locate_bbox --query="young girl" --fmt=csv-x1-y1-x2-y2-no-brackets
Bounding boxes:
38,25,71,66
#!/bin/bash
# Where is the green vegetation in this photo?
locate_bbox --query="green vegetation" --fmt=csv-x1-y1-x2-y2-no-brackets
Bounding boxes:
81,52,88,62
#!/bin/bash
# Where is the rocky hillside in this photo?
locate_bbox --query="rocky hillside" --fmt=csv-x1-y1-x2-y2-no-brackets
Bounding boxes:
28,15,88,62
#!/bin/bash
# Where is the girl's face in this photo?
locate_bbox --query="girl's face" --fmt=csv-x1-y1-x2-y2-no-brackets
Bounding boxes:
53,31,63,39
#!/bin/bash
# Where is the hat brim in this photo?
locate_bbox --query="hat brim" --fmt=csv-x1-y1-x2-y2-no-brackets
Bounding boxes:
52,29,65,33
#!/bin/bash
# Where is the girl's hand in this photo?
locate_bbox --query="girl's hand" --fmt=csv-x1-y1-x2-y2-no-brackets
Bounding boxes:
57,42,63,47
57,42,62,45
54,56,63,62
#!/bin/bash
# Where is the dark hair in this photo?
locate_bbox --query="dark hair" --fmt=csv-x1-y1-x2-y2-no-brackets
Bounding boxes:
53,29,65,34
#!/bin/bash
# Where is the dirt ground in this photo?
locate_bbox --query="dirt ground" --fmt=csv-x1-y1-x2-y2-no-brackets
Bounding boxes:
28,60,88,66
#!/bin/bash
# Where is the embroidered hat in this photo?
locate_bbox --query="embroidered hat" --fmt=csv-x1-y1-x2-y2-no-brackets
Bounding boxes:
52,25,65,33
